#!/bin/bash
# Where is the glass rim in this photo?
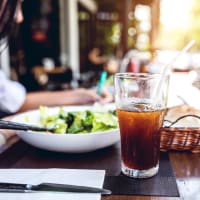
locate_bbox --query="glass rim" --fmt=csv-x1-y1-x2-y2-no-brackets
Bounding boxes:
115,72,169,79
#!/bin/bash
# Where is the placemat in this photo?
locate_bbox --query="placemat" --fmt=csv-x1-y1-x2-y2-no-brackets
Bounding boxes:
103,152,179,197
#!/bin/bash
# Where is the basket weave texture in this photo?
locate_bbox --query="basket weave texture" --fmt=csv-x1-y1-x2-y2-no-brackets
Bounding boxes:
160,105,200,153
160,127,200,153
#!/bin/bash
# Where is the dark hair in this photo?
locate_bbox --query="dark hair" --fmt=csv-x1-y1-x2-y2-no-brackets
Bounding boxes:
0,0,19,40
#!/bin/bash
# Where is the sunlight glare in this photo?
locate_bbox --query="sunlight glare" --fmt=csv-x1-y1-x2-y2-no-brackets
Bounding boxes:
160,0,193,29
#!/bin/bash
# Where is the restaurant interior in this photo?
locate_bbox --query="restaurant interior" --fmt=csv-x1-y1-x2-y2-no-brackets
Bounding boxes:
2,0,161,91
3,0,200,91
0,0,200,199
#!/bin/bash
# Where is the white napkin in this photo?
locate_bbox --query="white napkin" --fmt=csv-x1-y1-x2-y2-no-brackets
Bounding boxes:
0,169,105,200
167,72,200,108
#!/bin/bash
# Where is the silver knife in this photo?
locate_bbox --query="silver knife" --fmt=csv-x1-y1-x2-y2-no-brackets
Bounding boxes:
0,182,111,195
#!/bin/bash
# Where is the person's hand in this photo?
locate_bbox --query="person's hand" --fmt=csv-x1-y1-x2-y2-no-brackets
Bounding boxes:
66,88,113,105
66,88,99,105
99,89,114,104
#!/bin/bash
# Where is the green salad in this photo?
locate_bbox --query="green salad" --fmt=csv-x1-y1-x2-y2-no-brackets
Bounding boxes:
37,106,118,134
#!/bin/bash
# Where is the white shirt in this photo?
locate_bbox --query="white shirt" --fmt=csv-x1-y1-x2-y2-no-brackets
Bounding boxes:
0,70,26,113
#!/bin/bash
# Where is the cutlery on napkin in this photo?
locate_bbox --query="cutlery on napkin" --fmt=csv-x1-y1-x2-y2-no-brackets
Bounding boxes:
0,169,107,200
0,182,111,195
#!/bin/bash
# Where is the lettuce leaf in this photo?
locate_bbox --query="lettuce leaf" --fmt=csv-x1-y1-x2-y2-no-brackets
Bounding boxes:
39,106,118,134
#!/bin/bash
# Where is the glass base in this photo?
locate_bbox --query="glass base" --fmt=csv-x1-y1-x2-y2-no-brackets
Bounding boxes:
121,163,159,178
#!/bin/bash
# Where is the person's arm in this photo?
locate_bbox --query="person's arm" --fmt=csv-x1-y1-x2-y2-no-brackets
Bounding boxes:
88,48,107,65
0,70,26,113
18,88,113,112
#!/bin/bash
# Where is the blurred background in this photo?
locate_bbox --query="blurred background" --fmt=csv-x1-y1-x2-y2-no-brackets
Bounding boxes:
2,0,200,92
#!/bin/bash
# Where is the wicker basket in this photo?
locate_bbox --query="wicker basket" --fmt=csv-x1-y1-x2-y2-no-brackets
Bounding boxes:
160,127,200,153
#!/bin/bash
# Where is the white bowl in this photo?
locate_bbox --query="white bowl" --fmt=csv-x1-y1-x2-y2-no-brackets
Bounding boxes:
12,105,120,153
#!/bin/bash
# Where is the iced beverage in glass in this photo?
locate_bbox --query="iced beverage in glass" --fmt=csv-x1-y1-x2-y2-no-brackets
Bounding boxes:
114,73,169,178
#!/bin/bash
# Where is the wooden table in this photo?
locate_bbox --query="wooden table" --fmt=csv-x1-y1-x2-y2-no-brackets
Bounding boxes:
0,138,200,200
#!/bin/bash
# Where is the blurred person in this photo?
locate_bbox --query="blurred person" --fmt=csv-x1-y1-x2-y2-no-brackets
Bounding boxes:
104,58,119,75
0,0,113,119
85,47,108,73
81,47,119,89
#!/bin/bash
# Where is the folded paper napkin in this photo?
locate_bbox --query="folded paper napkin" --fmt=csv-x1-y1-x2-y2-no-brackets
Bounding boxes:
0,169,105,200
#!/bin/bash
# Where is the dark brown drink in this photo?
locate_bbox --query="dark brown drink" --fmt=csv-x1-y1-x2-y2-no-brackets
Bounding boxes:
117,106,165,170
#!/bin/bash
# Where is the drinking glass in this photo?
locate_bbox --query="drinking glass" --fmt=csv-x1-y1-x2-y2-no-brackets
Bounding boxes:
114,73,169,178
